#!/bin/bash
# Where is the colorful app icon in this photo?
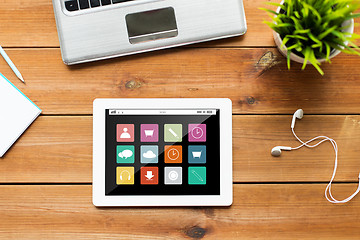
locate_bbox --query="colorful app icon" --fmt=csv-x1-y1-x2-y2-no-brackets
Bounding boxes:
188,124,206,142
117,124,134,142
116,167,134,185
141,124,159,142
188,167,206,185
164,124,182,142
164,167,182,185
140,167,159,185
164,145,182,163
140,145,158,164
117,145,135,164
188,145,206,164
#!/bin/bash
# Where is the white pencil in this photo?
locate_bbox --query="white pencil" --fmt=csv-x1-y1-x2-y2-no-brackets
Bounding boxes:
0,45,25,83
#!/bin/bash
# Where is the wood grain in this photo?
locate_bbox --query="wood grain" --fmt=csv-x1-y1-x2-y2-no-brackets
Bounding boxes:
3,48,360,115
0,0,358,48
0,116,92,183
2,115,360,183
234,115,360,183
0,0,59,47
1,1,359,238
0,184,359,239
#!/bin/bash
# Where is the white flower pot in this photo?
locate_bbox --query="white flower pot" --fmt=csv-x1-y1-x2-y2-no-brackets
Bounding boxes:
273,2,355,64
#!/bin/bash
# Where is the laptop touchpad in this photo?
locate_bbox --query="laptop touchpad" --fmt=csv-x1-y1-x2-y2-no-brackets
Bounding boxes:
126,7,178,44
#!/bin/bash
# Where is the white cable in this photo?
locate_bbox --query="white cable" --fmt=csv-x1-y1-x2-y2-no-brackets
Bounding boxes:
290,128,360,204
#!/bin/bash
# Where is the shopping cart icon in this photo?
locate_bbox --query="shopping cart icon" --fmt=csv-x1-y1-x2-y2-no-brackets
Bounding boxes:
144,130,154,137
192,151,202,158
141,124,158,142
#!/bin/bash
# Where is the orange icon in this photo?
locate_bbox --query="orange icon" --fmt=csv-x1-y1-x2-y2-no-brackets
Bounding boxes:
164,145,182,163
140,167,159,185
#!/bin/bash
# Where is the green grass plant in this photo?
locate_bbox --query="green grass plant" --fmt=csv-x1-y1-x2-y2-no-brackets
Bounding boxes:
261,0,360,75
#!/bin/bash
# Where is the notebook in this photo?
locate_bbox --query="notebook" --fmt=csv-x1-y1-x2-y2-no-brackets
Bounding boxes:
0,73,41,157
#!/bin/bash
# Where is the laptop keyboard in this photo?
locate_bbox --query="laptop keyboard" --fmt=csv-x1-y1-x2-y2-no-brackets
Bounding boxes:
65,0,135,12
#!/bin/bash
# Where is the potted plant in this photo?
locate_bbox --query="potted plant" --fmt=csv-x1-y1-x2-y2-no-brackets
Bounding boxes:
261,0,360,75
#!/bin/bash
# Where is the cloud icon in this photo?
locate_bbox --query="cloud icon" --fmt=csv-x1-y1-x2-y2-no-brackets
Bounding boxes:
143,150,156,159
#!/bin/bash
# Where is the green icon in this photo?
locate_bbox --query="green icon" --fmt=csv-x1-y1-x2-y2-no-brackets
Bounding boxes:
188,167,206,185
117,145,135,163
164,124,182,142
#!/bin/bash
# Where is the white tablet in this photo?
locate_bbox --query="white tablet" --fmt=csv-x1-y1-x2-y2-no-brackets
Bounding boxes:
93,98,232,206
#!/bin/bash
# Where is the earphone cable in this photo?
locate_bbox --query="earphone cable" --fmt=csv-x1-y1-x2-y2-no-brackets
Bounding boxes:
290,128,360,204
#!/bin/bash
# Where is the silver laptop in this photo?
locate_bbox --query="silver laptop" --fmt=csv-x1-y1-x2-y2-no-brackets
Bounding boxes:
52,0,247,65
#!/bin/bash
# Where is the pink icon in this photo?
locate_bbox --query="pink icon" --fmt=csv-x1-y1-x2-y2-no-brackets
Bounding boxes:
188,124,206,142
141,124,158,142
117,124,134,142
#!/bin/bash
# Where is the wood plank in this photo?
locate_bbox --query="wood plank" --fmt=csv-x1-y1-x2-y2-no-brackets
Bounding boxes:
0,0,59,47
0,184,359,239
234,115,360,183
0,116,92,183
0,0,358,47
2,48,360,114
2,115,360,183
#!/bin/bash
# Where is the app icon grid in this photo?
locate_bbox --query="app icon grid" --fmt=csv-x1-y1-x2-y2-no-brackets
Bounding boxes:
116,123,207,185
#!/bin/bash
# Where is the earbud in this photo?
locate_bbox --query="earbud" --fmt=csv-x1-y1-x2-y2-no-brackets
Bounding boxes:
271,146,292,157
291,109,304,129
272,108,303,156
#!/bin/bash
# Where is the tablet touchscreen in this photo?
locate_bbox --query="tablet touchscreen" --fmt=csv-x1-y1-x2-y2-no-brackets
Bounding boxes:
105,109,220,196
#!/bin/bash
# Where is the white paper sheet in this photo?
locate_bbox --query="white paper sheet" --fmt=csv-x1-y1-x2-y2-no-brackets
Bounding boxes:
0,73,41,157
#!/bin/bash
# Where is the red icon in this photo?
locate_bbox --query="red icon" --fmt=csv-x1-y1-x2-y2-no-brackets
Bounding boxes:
140,167,159,185
117,124,134,142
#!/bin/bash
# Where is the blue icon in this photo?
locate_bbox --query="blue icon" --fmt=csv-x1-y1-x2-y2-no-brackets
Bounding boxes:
141,145,158,163
188,145,206,164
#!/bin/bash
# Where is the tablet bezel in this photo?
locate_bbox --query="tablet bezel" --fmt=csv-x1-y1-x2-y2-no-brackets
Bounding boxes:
93,98,232,206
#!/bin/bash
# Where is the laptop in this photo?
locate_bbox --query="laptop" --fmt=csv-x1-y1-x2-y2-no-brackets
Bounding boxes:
52,0,247,65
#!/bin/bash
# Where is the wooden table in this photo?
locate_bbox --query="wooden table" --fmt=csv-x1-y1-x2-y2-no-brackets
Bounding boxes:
1,1,360,239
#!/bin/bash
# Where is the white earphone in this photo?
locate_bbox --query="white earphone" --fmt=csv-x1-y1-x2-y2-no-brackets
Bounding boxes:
271,109,360,204
271,109,304,156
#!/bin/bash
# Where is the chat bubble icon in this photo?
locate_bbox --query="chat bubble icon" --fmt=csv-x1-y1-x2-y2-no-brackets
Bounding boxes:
118,149,133,159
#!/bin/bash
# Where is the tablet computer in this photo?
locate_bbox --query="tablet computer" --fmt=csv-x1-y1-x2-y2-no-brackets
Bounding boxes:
93,98,232,206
